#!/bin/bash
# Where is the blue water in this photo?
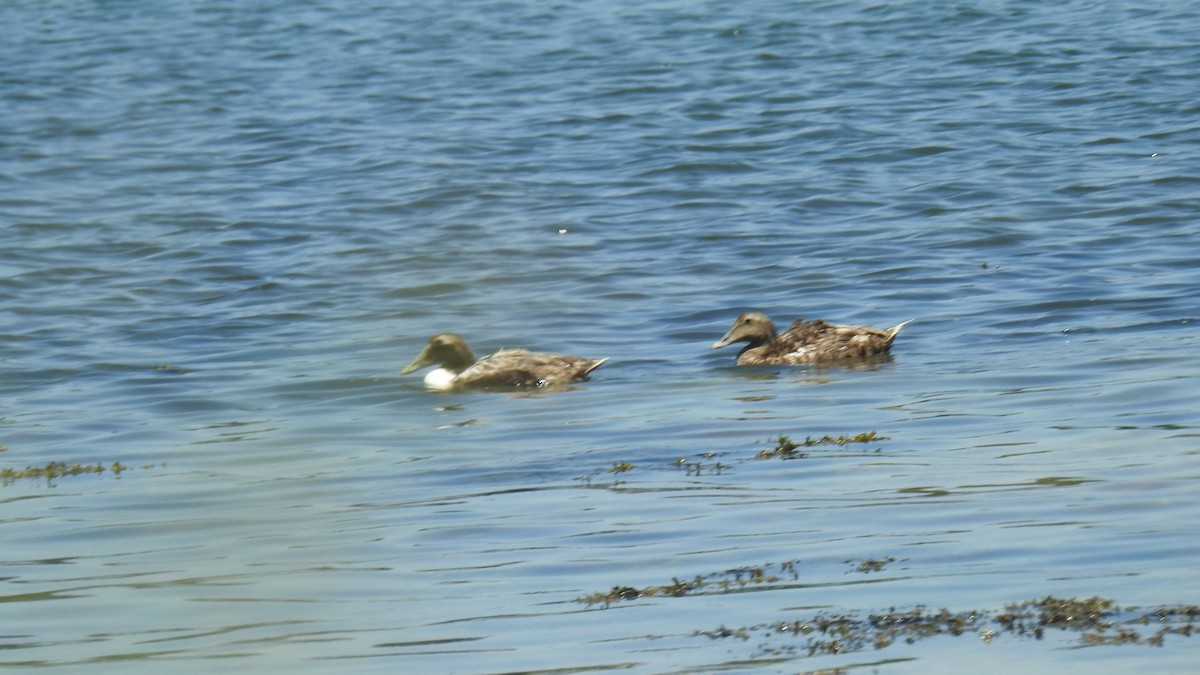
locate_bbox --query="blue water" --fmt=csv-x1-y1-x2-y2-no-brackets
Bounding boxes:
3,1,1199,672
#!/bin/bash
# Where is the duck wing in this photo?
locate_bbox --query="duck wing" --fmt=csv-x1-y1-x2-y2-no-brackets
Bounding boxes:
455,349,607,389
769,319,909,364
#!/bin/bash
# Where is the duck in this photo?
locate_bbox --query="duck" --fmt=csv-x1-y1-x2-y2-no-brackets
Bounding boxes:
401,333,608,391
712,311,911,366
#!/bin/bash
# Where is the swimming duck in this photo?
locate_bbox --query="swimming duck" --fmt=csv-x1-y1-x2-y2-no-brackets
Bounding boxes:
713,311,911,366
401,333,608,391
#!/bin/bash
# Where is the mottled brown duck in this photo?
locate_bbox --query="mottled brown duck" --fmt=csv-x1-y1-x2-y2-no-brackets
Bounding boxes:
402,333,607,391
712,311,911,366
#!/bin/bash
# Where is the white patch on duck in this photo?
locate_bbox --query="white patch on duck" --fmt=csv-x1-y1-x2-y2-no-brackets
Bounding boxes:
422,367,458,391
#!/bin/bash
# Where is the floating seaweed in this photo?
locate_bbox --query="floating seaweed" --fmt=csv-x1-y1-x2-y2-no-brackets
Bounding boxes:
574,459,636,488
579,557,1198,656
696,596,1199,656
607,461,634,474
804,431,889,446
755,432,889,459
577,576,707,608
577,432,884,485
577,559,802,608
1,461,127,486
756,435,803,459
675,452,732,476
850,557,898,574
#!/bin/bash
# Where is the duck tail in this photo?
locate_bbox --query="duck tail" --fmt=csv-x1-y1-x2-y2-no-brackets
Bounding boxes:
584,357,609,375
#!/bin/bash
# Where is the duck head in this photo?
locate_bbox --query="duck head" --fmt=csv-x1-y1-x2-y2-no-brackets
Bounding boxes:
401,333,478,375
712,311,778,350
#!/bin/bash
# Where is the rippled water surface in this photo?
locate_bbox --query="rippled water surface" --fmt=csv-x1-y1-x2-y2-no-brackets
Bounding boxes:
3,1,1199,672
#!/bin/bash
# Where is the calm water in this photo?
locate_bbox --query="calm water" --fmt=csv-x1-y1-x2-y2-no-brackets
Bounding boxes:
3,0,1199,672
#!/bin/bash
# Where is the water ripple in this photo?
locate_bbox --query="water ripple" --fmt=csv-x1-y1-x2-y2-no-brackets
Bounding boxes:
3,0,1200,673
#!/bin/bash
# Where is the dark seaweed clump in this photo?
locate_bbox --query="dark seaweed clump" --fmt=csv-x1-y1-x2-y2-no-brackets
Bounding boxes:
578,560,801,608
729,596,1197,656
579,563,1199,655
756,432,888,459
1,461,127,486
702,596,1198,655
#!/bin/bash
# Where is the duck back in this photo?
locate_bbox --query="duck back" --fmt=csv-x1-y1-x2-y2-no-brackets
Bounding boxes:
739,319,908,365
456,349,607,389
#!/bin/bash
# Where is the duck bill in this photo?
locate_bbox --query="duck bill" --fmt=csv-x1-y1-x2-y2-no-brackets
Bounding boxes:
401,347,434,375
712,331,736,350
